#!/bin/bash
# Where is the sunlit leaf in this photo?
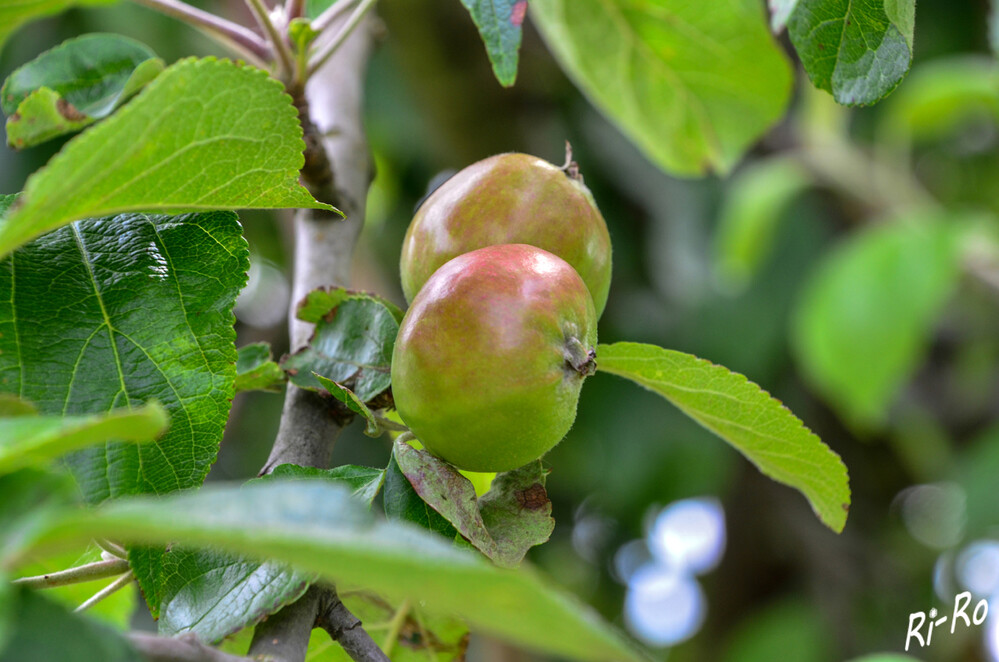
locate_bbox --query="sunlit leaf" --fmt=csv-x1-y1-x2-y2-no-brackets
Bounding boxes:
35,480,646,662
597,342,850,533
530,0,792,176
0,58,331,258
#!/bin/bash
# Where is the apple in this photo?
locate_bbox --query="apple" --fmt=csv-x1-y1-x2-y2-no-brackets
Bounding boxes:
400,152,612,316
391,244,598,472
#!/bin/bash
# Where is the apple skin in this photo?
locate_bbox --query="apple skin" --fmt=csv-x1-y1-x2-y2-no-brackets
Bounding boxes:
400,153,612,316
391,244,598,472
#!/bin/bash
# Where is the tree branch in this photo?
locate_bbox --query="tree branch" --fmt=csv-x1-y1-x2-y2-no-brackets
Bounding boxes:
250,12,380,662
129,633,252,662
129,0,271,66
315,588,390,662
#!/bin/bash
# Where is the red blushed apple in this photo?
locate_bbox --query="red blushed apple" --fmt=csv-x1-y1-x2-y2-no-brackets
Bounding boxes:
400,152,612,316
391,244,598,472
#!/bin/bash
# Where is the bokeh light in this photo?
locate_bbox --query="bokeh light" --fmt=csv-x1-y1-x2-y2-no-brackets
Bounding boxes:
624,563,706,647
648,497,726,574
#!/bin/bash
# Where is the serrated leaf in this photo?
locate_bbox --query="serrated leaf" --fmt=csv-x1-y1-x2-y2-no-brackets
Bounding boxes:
393,441,552,568
0,586,141,662
0,403,167,474
313,374,380,436
787,0,915,106
596,342,850,533
235,343,285,393
459,0,527,87
0,0,117,51
714,157,812,290
0,211,248,615
282,298,396,401
2,33,164,149
296,286,404,324
0,57,332,259
35,480,645,662
530,0,792,176
0,212,247,501
791,218,963,429
157,547,311,644
268,463,385,507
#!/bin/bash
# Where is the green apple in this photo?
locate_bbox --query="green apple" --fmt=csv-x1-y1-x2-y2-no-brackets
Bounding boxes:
400,152,613,316
391,243,598,472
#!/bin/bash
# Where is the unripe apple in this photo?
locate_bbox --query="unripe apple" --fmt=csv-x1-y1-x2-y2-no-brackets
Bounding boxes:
391,244,598,472
400,152,612,316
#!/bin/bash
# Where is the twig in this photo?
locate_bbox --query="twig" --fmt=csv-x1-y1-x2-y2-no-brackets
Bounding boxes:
129,0,271,66
244,0,296,78
312,0,356,34
76,571,134,612
286,0,305,20
128,633,252,662
14,558,130,588
308,0,378,76
316,588,390,662
95,538,128,559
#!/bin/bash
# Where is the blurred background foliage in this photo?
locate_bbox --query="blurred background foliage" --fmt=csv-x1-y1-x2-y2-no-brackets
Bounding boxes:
3,0,999,660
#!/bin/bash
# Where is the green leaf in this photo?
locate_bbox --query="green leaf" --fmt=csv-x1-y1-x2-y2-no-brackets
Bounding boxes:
477,461,555,565
530,0,792,176
296,286,404,325
714,157,812,290
0,395,36,418
459,0,527,87
0,586,141,662
0,212,247,501
881,57,999,144
0,211,248,613
393,441,553,568
0,403,167,475
39,480,645,662
787,0,915,106
313,374,386,437
2,33,164,149
235,343,285,393
0,0,116,51
267,463,385,507
0,469,77,570
158,547,311,644
791,218,964,429
385,452,459,540
596,342,850,533
0,57,332,259
14,545,137,629
0,577,11,653
282,298,397,401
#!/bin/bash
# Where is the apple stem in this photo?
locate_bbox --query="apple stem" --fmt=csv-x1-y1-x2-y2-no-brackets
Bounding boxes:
560,140,584,183
564,336,597,377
